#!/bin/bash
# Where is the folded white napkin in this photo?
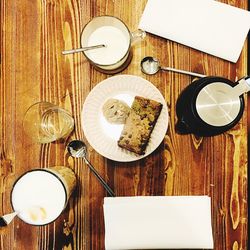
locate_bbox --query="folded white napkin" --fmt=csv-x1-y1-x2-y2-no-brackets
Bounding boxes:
104,196,214,249
139,0,250,63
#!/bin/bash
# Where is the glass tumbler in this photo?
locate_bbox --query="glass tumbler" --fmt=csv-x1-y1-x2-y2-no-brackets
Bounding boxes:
23,102,74,143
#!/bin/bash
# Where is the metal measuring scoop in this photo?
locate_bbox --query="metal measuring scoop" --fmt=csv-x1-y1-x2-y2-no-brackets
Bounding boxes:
141,56,206,78
67,140,115,197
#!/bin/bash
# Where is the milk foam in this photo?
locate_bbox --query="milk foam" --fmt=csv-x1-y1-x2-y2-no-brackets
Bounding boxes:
85,26,129,65
11,170,66,225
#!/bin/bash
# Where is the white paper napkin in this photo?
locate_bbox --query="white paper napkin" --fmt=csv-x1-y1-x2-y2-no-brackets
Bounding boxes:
139,0,250,62
104,196,214,249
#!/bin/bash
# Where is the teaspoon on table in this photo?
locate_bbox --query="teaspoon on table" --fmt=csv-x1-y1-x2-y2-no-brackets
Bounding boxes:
62,44,106,55
67,140,115,197
141,56,206,78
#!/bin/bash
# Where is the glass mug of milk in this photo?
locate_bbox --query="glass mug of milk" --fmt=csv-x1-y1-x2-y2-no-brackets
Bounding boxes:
81,15,146,73
11,166,76,226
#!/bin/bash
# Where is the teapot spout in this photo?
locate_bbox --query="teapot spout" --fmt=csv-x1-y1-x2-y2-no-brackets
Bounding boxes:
175,118,191,134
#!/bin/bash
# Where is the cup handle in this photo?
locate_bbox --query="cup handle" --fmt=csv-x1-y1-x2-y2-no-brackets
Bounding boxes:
130,29,146,45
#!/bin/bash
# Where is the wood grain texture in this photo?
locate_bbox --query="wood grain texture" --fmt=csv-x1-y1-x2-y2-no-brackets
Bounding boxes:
0,0,248,249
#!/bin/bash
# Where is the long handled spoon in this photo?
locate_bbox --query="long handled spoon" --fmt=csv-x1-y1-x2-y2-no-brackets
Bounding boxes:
0,212,18,227
67,140,115,197
62,44,106,55
141,56,206,78
0,205,47,227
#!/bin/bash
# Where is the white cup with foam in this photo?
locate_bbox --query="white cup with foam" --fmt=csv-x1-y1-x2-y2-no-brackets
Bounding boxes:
11,166,76,226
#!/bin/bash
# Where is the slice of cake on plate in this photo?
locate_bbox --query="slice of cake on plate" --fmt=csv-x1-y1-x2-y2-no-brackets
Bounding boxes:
118,96,163,155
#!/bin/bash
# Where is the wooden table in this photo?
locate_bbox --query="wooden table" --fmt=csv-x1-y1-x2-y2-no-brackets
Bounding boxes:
0,1,248,249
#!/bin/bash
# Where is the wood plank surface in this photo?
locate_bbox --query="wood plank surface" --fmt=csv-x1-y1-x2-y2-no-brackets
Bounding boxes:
0,0,248,249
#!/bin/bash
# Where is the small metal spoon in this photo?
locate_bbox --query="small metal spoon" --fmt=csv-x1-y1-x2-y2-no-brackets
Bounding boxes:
0,205,47,227
67,140,115,197
0,212,18,227
141,56,206,78
62,44,106,55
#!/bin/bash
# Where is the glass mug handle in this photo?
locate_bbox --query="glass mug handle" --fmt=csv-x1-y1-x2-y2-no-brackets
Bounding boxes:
130,29,146,45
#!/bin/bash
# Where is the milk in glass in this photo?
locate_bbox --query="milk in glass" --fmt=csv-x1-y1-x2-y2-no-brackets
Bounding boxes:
84,26,129,65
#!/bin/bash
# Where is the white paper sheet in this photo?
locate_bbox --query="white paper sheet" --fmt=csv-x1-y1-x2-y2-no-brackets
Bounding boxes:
139,0,250,62
104,196,214,249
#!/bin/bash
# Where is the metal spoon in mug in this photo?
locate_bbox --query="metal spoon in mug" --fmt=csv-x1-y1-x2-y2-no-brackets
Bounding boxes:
62,44,106,55
141,56,206,78
0,212,18,227
67,140,115,197
0,205,45,227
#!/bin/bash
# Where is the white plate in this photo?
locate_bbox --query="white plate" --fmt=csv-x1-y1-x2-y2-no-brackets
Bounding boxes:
81,75,168,162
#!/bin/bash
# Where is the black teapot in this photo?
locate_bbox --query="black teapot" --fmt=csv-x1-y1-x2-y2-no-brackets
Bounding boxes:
176,76,250,136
